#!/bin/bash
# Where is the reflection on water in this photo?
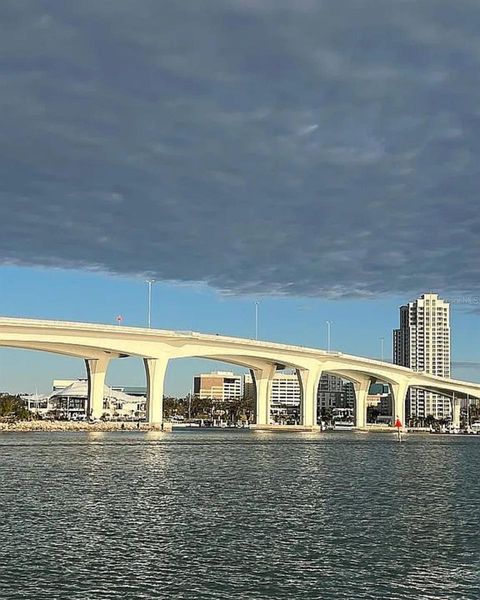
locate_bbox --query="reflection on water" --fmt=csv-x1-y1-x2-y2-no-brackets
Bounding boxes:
0,431,479,599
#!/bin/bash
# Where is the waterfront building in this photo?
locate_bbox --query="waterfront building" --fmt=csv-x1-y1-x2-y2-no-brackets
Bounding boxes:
367,393,392,422
368,383,392,417
23,379,146,420
53,379,147,397
52,379,77,391
317,374,344,411
270,372,302,405
243,373,256,401
341,381,355,409
269,372,302,418
393,292,451,421
270,373,301,417
22,393,50,414
113,385,147,397
193,371,242,401
243,371,301,420
49,381,88,419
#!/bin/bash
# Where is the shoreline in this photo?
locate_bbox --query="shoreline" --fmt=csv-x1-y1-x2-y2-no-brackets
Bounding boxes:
1,421,476,436
0,420,165,432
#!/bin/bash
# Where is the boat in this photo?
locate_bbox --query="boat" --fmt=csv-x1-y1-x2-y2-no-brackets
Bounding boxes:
171,420,201,428
471,422,480,434
333,420,355,430
332,407,355,430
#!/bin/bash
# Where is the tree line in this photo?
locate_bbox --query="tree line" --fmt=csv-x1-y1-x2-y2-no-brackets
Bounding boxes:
0,394,32,421
163,394,255,423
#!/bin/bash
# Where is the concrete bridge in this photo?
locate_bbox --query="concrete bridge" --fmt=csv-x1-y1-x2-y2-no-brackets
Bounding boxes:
1,317,478,429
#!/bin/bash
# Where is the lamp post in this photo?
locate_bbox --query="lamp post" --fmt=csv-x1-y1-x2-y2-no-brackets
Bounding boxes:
380,337,385,361
146,280,155,328
255,301,259,340
326,320,332,352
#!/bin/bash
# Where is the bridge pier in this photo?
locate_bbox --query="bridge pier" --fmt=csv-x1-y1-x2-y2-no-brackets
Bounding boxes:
297,366,322,427
452,396,461,429
85,356,111,420
144,357,169,426
353,377,372,428
391,379,409,428
251,364,276,425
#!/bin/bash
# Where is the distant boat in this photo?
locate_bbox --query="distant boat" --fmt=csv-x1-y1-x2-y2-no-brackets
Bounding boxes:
331,407,354,430
470,422,480,434
171,420,201,428
333,420,355,430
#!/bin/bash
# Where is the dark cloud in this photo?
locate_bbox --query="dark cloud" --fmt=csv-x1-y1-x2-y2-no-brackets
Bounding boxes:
1,0,480,297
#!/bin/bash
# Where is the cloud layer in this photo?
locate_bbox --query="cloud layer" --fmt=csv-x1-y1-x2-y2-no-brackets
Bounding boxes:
1,0,480,298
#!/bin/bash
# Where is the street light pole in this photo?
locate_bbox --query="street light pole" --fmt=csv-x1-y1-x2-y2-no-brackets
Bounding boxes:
326,321,332,352
380,337,385,361
255,301,259,340
146,280,155,328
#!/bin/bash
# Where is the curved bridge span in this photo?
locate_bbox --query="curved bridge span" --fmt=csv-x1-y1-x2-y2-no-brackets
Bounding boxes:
1,317,478,429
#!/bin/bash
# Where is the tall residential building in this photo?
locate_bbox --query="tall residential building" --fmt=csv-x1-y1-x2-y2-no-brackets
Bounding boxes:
193,371,242,401
393,293,451,420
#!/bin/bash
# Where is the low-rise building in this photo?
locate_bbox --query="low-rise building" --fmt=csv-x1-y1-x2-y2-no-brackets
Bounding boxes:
193,371,242,401
23,379,146,420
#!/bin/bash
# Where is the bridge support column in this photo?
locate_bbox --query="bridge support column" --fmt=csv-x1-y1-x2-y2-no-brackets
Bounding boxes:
391,379,409,429
252,364,276,425
85,356,111,420
144,357,169,425
452,396,461,430
353,377,372,428
297,366,322,427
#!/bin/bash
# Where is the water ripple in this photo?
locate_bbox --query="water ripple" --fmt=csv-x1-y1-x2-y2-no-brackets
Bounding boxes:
0,432,479,599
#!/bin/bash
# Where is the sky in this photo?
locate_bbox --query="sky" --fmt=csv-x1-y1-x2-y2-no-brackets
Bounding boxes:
1,1,480,394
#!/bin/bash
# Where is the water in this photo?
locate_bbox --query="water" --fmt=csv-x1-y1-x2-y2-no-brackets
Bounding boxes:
0,431,479,600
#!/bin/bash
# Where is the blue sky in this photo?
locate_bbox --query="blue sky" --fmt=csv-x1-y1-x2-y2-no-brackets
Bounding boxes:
1,1,480,394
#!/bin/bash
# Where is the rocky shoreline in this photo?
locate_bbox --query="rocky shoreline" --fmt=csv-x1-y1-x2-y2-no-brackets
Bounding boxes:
0,420,170,432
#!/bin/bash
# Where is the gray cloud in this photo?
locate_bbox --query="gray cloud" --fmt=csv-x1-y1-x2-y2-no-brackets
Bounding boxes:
1,0,480,297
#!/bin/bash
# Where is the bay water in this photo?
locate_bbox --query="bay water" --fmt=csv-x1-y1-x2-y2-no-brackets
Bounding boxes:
0,431,479,599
